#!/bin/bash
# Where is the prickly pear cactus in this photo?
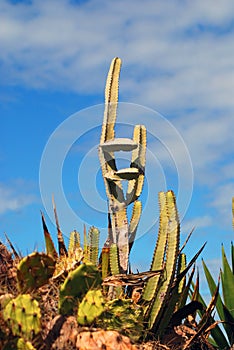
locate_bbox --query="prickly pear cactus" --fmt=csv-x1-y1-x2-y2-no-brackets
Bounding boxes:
77,289,105,325
3,294,41,339
17,252,55,292
97,298,144,342
2,338,36,350
16,338,36,350
59,262,102,315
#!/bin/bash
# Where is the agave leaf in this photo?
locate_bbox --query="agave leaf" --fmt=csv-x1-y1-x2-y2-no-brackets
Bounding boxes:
231,241,234,273
179,265,195,309
41,212,58,260
198,276,220,330
178,227,195,255
52,195,67,257
232,197,234,230
202,258,233,345
202,259,224,321
4,232,21,260
172,243,206,290
190,279,229,350
221,245,234,319
191,270,199,303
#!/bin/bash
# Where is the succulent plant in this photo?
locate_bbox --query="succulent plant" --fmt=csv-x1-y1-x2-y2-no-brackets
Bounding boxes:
99,57,146,274
0,57,212,350
3,294,41,339
59,262,102,315
77,289,105,325
97,298,144,342
17,252,55,293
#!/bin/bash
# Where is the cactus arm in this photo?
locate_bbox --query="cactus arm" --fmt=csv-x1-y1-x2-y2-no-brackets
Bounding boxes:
68,230,80,256
126,125,146,205
148,190,180,332
101,247,110,280
88,226,100,266
142,192,168,302
99,58,122,202
52,195,67,257
111,208,129,273
41,212,58,260
129,200,142,253
83,224,89,263
110,243,120,276
100,57,121,144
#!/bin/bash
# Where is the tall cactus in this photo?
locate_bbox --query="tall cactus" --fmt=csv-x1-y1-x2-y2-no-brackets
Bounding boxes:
142,190,180,333
99,57,146,274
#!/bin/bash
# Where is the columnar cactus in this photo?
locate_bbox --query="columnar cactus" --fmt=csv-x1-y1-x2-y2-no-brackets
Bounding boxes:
99,57,146,274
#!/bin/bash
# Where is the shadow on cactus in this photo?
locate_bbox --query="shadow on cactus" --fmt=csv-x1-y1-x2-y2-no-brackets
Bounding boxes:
0,57,209,350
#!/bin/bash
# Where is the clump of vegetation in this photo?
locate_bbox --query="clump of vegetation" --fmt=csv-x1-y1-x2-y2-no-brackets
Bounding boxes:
0,58,230,350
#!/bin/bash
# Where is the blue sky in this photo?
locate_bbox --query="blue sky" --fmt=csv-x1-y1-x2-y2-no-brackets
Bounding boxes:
0,0,234,291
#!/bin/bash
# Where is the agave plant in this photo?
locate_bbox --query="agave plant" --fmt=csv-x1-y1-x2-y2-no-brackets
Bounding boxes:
190,243,234,350
189,196,234,350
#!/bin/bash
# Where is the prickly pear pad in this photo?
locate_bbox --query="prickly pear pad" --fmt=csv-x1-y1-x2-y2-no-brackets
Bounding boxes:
17,252,55,292
3,294,41,339
59,262,102,315
77,289,105,325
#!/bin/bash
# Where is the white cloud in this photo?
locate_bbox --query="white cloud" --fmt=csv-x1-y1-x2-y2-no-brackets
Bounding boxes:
210,183,234,227
0,182,36,215
181,215,213,234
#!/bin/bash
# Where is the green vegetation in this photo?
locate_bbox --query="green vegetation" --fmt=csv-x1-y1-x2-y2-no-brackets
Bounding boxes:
0,58,232,350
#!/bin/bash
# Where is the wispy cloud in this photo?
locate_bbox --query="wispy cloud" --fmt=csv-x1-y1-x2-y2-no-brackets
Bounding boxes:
0,182,36,215
181,215,213,234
